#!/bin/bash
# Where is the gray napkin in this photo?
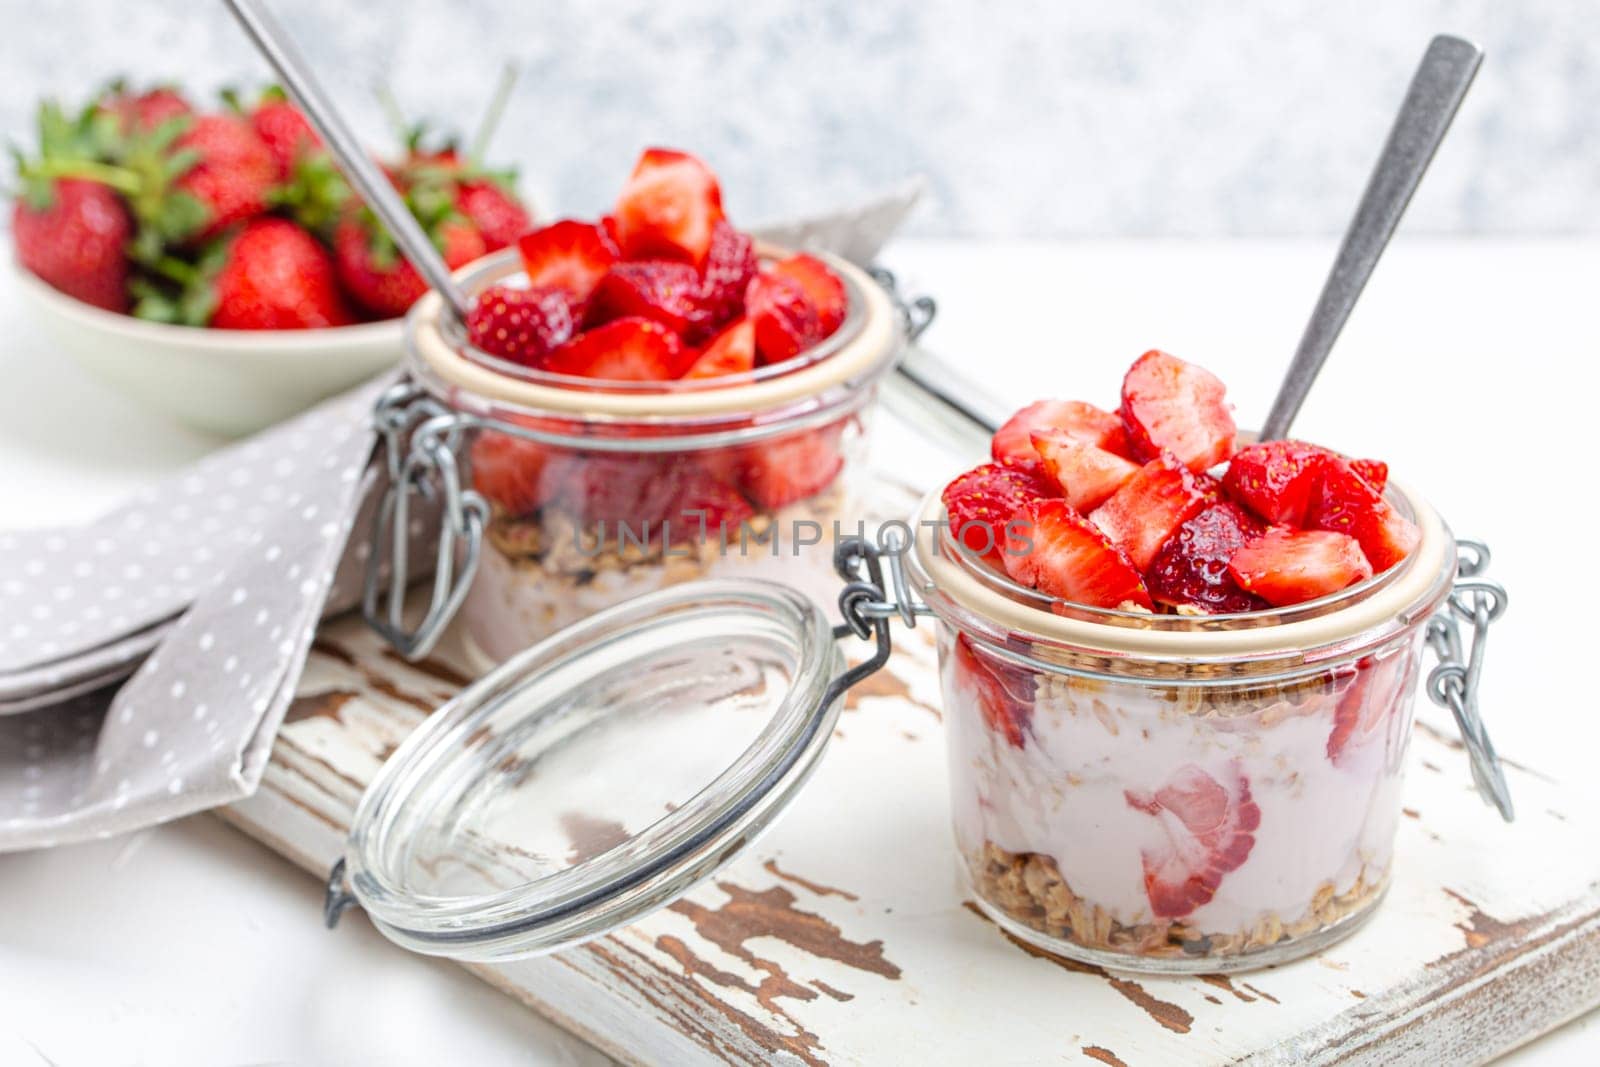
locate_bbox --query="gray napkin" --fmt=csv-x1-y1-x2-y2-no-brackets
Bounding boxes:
0,380,388,849
0,185,924,851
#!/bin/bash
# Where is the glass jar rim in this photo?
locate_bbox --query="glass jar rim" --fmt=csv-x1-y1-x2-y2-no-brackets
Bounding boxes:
403,245,900,425
904,483,1457,675
342,579,842,960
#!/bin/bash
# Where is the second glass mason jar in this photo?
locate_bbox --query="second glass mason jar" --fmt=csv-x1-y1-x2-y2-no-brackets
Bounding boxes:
904,481,1465,972
387,245,907,666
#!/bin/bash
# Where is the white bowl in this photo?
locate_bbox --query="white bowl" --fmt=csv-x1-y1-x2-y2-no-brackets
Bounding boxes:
16,264,405,437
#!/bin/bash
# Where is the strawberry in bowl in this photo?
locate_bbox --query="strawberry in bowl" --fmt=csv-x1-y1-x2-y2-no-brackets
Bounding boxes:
916,349,1453,973
8,80,535,435
388,147,899,667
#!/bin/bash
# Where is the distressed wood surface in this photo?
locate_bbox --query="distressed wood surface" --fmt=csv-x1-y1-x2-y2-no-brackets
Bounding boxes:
219,475,1600,1067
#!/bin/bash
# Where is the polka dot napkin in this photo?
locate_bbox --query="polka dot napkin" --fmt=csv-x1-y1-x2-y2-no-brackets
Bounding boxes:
0,375,397,850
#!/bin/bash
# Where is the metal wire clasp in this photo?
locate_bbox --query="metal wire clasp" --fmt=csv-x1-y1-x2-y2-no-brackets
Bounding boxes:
869,266,937,343
361,383,489,660
1425,539,1513,821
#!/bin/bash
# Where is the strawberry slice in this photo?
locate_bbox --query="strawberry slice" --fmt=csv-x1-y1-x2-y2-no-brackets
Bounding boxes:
517,219,621,302
746,271,823,364
1326,649,1416,766
942,462,1057,563
696,220,757,328
1228,526,1374,606
1003,498,1153,610
1146,502,1269,614
469,429,552,516
543,317,692,381
1222,440,1337,525
1306,458,1420,572
1030,429,1139,511
770,254,848,335
586,260,711,338
612,147,726,264
952,632,1034,748
683,319,756,380
734,423,846,510
992,399,1130,470
1120,350,1237,472
1088,453,1211,571
1351,458,1389,494
1124,763,1260,919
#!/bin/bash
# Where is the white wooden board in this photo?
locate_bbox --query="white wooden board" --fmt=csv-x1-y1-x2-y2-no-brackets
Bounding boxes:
219,472,1600,1067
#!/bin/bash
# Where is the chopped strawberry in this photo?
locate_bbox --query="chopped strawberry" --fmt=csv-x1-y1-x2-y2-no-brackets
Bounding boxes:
542,317,692,381
1306,458,1420,572
1030,430,1139,511
469,429,552,516
586,260,711,337
466,284,578,366
952,633,1034,748
746,271,824,364
992,400,1129,470
1088,453,1211,571
696,220,757,328
1145,502,1268,614
667,468,755,543
1222,440,1336,525
1124,763,1260,919
1351,458,1389,494
942,462,1057,563
611,147,726,264
1004,498,1153,610
541,452,682,527
1326,649,1415,766
1228,526,1374,607
683,319,756,379
770,254,848,335
516,219,620,302
733,423,846,510
1120,350,1237,472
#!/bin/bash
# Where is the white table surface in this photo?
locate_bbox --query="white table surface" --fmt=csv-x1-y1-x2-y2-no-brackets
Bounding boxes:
1,238,1595,1065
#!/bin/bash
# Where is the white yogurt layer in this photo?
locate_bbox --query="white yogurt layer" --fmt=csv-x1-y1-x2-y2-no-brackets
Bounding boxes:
945,632,1421,938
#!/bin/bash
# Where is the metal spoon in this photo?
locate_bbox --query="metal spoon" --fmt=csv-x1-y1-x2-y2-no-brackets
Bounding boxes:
1259,34,1482,441
223,0,473,323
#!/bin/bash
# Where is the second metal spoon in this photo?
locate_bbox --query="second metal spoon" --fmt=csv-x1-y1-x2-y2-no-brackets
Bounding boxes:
1259,34,1482,441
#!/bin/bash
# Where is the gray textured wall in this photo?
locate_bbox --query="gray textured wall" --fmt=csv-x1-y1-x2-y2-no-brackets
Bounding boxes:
2,0,1593,237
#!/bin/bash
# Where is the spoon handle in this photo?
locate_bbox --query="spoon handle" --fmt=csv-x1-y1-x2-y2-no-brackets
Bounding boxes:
1259,34,1482,442
223,0,473,322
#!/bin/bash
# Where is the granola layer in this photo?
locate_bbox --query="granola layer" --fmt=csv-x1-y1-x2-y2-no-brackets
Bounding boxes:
970,840,1384,960
462,483,850,664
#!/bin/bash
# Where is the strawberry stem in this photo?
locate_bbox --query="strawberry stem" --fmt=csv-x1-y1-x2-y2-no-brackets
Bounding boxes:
20,157,140,195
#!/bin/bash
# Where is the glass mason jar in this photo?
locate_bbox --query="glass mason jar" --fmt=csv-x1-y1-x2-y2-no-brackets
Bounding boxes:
377,244,909,666
903,481,1485,973
328,486,1504,975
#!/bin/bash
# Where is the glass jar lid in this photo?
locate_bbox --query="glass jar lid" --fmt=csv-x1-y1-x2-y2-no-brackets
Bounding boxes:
339,579,843,962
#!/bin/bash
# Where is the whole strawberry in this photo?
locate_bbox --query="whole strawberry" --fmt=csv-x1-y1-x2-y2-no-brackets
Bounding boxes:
173,114,277,240
466,283,577,365
99,85,192,133
12,178,132,312
457,178,531,252
211,218,355,329
333,213,486,319
248,91,320,178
